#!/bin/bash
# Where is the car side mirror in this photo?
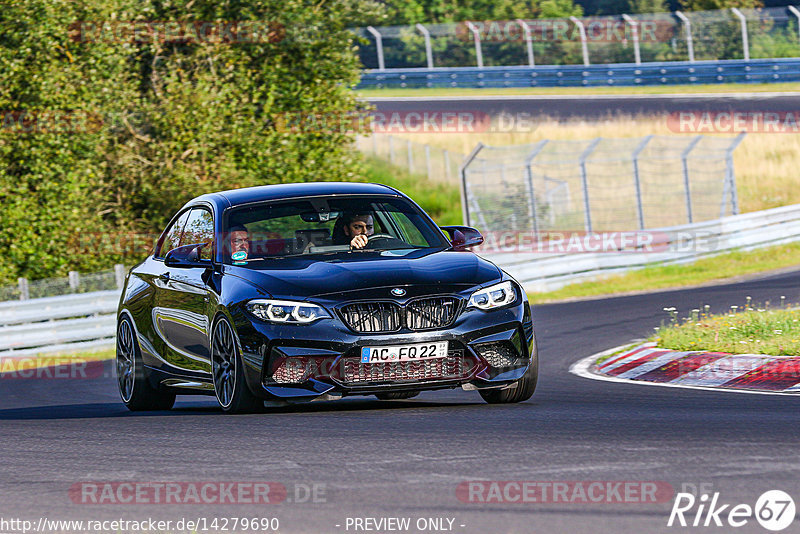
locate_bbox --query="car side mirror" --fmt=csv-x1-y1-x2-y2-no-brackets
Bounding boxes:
164,243,212,268
440,226,484,251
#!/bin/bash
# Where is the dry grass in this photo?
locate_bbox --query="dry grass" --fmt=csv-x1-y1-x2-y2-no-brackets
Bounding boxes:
386,115,800,214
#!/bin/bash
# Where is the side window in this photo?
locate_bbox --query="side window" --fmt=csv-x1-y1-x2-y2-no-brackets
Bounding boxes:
156,210,191,259
388,211,427,247
181,208,215,260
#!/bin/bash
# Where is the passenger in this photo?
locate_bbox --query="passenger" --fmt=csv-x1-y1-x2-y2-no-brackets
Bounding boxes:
228,225,250,257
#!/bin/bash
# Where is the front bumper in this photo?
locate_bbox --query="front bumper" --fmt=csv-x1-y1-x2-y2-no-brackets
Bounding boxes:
233,297,535,402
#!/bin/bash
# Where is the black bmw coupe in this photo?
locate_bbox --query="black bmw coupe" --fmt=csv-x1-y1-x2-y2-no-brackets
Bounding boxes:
116,182,538,413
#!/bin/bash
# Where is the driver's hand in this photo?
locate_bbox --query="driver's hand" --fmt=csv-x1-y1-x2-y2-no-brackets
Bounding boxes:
350,235,368,249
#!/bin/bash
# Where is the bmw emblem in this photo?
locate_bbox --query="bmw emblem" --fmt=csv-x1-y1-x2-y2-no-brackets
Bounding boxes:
391,288,406,297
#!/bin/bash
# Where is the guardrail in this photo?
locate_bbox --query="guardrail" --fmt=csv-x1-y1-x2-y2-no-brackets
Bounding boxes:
358,58,800,89
480,203,800,292
0,290,120,356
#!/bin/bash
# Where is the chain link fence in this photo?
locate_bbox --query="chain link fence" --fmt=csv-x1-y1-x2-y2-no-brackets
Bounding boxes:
0,265,127,302
461,134,745,233
355,7,800,70
356,134,464,184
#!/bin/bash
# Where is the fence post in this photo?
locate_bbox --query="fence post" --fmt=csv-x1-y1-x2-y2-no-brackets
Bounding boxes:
622,15,641,65
366,26,385,71
731,8,750,61
682,135,703,224
570,17,590,66
632,135,653,230
18,277,29,301
790,6,800,45
407,139,414,173
115,264,127,289
416,24,434,69
516,19,535,67
389,135,395,164
675,11,695,62
444,149,452,182
725,132,746,216
68,271,80,291
579,138,601,233
460,143,485,226
425,144,432,180
524,140,549,239
465,21,484,68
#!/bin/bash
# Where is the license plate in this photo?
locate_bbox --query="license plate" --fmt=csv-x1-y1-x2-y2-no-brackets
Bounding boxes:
360,341,448,363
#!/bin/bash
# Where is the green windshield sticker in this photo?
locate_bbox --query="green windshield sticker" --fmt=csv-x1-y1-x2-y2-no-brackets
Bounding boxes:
232,251,247,261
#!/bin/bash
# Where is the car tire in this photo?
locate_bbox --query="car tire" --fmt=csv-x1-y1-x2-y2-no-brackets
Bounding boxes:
211,315,263,414
479,339,538,404
116,315,176,411
375,391,420,400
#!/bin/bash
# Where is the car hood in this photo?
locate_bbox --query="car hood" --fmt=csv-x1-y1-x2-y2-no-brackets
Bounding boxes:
226,249,502,299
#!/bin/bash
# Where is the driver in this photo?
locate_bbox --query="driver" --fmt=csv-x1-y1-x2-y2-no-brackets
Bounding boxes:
335,212,374,249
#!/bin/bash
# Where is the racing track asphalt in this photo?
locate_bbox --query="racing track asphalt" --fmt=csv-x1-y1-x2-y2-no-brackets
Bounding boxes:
2,268,800,533
367,92,800,121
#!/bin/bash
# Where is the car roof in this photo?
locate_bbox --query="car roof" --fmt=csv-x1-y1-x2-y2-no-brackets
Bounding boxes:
192,182,403,209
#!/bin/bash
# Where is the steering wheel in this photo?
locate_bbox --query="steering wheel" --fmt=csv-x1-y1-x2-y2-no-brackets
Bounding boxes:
367,233,395,242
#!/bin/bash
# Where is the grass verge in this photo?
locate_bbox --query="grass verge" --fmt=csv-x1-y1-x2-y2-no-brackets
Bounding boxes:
653,306,800,356
0,347,115,373
358,82,800,98
527,241,800,305
360,155,462,226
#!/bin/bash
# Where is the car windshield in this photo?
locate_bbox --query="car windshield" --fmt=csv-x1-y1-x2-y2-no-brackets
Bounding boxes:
222,195,449,263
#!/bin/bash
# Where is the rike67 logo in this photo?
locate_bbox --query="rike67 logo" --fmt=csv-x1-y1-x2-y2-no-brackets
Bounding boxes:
668,490,795,531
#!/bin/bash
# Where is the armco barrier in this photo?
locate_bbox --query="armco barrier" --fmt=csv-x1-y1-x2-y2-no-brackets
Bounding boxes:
358,58,800,89
480,203,800,293
0,290,120,356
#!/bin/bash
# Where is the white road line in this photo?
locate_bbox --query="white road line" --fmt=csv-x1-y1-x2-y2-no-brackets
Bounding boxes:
569,344,800,397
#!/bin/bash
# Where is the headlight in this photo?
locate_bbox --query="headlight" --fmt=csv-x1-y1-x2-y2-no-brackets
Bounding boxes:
467,281,517,310
246,299,331,324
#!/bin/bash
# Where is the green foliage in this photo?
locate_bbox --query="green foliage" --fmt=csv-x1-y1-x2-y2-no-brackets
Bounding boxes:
0,0,382,284
653,306,800,356
360,156,461,226
678,0,762,9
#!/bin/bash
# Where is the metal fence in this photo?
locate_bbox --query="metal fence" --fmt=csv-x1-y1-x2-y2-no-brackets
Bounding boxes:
0,265,127,302
461,134,745,234
356,134,464,184
355,7,800,70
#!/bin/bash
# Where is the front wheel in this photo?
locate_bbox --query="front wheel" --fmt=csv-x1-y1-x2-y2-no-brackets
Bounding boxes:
479,340,538,404
116,316,175,411
211,316,263,414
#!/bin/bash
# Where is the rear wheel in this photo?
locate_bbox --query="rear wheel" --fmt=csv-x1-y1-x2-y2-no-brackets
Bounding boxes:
479,339,538,404
375,391,420,400
116,316,175,411
211,316,263,414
